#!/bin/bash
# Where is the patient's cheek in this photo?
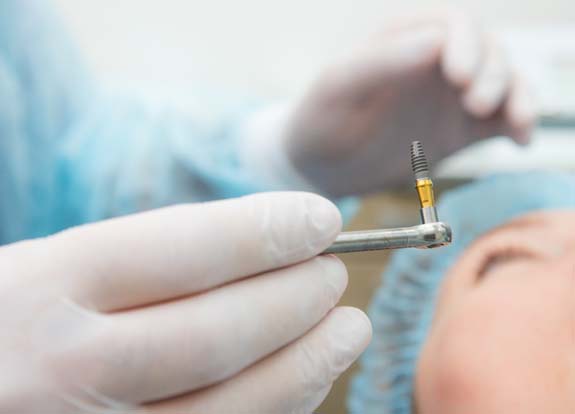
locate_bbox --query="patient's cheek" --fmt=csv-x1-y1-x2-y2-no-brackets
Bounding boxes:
414,303,574,414
415,316,494,414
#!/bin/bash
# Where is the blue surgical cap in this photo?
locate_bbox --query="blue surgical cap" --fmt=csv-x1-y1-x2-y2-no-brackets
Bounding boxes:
348,172,575,414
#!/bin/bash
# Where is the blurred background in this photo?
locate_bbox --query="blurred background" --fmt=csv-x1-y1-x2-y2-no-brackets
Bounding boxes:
53,0,575,412
54,0,575,181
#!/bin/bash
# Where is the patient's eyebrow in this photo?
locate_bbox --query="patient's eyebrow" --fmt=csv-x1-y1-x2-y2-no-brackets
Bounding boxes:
494,216,546,232
488,215,546,237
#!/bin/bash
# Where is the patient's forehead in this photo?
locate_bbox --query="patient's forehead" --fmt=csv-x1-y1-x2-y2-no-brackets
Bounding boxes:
482,210,575,239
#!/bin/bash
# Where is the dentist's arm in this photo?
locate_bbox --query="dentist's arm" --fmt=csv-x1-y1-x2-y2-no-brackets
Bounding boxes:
1,0,356,245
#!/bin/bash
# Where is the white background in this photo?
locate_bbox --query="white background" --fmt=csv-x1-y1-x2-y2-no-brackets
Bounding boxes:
53,0,575,176
54,0,575,98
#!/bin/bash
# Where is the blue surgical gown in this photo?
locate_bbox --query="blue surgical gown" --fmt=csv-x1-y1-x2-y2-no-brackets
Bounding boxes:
0,0,331,244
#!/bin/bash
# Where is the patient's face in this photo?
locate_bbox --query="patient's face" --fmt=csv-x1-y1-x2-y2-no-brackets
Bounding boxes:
415,211,575,413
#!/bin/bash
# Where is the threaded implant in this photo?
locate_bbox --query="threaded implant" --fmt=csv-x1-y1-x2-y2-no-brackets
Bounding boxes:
410,141,430,180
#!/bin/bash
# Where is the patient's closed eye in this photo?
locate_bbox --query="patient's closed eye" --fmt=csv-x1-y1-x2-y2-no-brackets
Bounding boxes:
478,250,535,277
475,238,547,278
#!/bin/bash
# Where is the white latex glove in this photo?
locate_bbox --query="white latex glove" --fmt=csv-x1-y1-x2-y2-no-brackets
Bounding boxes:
282,9,538,196
0,192,371,413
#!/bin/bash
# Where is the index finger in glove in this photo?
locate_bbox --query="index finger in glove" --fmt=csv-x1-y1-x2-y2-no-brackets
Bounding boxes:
441,9,484,88
38,192,342,311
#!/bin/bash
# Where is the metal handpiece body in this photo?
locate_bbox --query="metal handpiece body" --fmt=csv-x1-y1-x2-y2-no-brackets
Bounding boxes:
324,222,451,254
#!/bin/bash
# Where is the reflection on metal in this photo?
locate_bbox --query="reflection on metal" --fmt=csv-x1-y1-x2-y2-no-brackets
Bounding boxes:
324,222,451,254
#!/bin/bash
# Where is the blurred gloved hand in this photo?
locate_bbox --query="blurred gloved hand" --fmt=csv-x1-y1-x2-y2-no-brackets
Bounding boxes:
283,10,537,196
0,192,371,413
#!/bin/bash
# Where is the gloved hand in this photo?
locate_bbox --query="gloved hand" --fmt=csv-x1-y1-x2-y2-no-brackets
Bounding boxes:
283,9,537,196
0,192,371,413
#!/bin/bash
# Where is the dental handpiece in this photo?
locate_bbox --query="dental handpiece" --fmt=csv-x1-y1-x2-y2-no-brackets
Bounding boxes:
324,141,453,254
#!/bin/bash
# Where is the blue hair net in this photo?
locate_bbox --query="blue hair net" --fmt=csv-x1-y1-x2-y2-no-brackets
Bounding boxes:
348,172,575,414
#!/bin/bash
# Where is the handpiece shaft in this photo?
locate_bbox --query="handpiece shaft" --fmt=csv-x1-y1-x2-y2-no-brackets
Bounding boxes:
323,222,452,254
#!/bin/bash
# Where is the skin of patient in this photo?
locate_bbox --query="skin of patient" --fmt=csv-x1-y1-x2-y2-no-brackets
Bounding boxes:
415,211,575,414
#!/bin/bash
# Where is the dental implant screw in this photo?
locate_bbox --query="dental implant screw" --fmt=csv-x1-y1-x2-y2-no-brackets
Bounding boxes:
410,141,439,224
410,140,430,180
